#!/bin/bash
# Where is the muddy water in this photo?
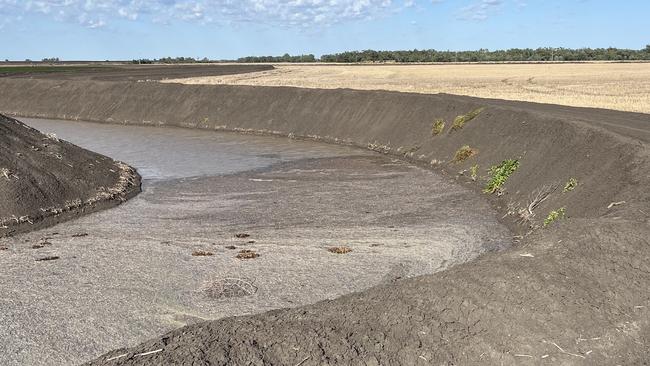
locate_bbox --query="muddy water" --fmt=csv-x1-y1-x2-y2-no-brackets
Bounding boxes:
2,118,511,366
23,118,361,181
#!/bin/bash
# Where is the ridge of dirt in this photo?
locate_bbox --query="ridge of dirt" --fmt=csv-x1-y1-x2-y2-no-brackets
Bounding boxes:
0,114,141,237
0,78,647,364
1,64,274,81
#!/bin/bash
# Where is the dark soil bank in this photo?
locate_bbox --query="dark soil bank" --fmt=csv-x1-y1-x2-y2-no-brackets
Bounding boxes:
1,64,274,81
0,76,648,364
0,114,140,237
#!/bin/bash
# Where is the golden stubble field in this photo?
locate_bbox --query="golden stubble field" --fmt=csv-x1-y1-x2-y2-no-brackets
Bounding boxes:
163,63,650,114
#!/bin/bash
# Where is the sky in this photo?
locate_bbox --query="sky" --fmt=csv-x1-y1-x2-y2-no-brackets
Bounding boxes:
0,0,648,60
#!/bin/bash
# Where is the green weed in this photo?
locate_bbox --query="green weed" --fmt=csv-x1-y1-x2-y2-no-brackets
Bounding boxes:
450,108,484,132
431,119,446,136
544,207,566,227
563,178,578,192
470,164,479,181
484,159,519,194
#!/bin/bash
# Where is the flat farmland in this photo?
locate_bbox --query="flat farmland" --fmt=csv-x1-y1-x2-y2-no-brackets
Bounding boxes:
164,63,650,114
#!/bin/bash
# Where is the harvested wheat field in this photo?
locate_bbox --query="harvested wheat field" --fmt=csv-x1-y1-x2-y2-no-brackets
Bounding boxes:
163,62,650,114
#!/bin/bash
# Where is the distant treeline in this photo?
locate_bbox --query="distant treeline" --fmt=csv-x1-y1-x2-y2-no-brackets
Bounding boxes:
132,57,211,64
319,46,650,63
237,54,317,63
129,46,650,64
132,54,317,64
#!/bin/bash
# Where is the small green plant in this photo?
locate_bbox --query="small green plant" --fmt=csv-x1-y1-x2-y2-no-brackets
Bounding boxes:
544,207,566,227
563,178,578,192
450,107,484,132
484,159,520,194
453,145,477,162
470,164,479,181
431,118,446,136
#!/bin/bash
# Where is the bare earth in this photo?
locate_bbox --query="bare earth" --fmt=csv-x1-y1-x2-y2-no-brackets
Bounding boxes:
1,67,648,365
163,63,650,114
0,152,510,365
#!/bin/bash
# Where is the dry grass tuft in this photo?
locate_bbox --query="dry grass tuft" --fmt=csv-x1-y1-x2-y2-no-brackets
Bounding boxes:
44,133,59,142
1,168,17,180
328,246,353,254
517,183,559,226
453,145,478,162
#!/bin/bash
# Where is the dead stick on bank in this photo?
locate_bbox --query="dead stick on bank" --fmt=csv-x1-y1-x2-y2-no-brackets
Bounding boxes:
607,201,626,209
106,353,128,361
295,356,311,366
551,342,586,359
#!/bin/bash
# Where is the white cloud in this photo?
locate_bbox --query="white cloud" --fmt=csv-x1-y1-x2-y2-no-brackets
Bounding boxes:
457,0,503,21
0,0,419,28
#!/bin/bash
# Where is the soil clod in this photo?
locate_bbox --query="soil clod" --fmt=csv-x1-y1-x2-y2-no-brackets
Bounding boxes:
236,250,259,259
328,246,353,254
36,256,59,262
192,250,214,257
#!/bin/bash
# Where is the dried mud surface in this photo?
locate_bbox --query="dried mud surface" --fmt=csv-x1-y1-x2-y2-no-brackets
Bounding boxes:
0,153,510,366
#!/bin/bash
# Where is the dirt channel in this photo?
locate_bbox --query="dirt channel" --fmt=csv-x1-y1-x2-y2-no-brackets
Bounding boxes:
0,66,648,365
0,119,510,366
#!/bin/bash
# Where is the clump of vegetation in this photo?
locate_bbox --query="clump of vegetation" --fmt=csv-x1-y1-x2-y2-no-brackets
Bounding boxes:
192,250,214,257
484,159,520,194
401,145,421,157
544,207,566,227
1,168,12,180
236,250,259,259
328,246,352,254
563,178,578,192
453,145,478,162
45,133,59,142
431,119,446,136
368,141,392,154
470,164,479,181
450,108,484,132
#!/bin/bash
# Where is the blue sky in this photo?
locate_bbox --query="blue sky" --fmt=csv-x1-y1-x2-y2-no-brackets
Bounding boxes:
1,0,648,60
